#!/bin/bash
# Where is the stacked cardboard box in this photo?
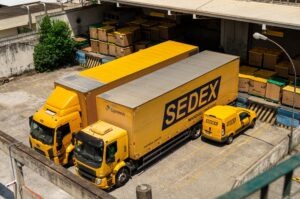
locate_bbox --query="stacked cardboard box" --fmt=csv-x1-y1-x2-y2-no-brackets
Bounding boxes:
248,47,265,67
248,47,282,69
238,66,258,92
265,77,288,102
275,61,290,78
248,69,277,97
282,85,300,109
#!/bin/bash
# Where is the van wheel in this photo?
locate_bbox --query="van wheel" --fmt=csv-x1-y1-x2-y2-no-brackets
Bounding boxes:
190,126,201,140
227,135,233,145
250,119,256,128
116,167,130,187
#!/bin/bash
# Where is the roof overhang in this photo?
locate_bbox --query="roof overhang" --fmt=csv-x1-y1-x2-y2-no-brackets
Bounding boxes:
101,0,300,30
0,0,64,7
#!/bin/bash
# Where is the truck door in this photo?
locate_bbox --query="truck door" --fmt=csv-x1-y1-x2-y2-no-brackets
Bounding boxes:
239,112,250,128
105,141,118,172
56,123,70,159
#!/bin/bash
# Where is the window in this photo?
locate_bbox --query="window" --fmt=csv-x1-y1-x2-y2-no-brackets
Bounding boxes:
106,142,117,163
239,112,249,121
56,123,70,146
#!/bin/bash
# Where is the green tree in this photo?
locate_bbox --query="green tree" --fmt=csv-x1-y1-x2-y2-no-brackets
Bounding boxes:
34,16,75,72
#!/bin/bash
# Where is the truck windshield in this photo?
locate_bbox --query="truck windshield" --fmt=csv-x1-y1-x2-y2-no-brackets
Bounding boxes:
74,131,104,168
30,120,54,145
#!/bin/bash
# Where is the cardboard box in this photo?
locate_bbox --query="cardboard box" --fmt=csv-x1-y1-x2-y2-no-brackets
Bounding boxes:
150,26,160,41
102,20,117,26
89,24,102,39
265,77,288,102
254,69,277,79
128,18,148,27
263,49,282,70
248,76,268,97
141,21,159,30
90,39,99,53
98,26,115,41
107,33,116,44
134,41,150,51
99,41,109,55
282,85,300,108
290,56,300,76
108,43,116,57
275,61,290,78
116,46,133,58
238,66,258,93
114,26,141,47
248,47,265,67
159,23,177,40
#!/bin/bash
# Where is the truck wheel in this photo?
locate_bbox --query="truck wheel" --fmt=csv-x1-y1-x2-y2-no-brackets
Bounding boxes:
250,119,256,128
227,135,233,145
190,126,201,140
116,167,130,187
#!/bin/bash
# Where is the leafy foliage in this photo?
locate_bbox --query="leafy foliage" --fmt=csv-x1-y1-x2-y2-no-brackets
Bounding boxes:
34,16,76,72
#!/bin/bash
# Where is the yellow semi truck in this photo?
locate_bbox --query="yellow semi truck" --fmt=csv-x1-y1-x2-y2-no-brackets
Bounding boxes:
74,50,239,189
29,41,199,165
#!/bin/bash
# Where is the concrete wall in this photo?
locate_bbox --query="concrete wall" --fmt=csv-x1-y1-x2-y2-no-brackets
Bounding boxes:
221,19,249,63
232,128,300,188
0,28,18,39
0,32,38,78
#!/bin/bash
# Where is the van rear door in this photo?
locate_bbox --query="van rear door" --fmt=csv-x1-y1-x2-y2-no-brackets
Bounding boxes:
203,115,222,138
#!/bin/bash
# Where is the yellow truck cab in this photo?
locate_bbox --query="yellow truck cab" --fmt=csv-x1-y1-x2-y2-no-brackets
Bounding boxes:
28,41,198,165
74,121,129,189
202,105,256,144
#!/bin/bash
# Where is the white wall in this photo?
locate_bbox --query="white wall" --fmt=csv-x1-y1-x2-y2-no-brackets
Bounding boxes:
0,33,38,78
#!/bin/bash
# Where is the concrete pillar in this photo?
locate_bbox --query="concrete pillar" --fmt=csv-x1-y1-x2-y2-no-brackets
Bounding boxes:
136,184,152,199
14,160,25,199
221,19,249,63
25,6,32,30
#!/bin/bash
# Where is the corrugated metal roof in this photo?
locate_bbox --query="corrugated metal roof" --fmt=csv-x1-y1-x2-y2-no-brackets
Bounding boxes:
102,0,300,30
100,50,238,108
56,75,104,93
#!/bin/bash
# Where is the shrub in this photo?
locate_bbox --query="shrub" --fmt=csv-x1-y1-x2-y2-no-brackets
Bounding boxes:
33,16,75,72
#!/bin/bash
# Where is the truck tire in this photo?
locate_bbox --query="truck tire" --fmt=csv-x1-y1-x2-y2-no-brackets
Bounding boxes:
227,135,233,145
250,119,256,128
116,167,130,187
190,126,201,140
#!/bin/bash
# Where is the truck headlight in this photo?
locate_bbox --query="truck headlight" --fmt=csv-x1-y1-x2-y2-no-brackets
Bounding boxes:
95,178,102,185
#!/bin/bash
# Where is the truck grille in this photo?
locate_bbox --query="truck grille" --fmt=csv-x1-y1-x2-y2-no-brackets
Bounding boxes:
34,148,46,156
77,164,96,182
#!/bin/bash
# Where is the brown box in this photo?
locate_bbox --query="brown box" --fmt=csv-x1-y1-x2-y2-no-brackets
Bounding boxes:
141,21,159,30
248,76,268,97
89,25,101,39
238,66,258,93
290,56,300,76
114,26,141,47
116,46,134,58
90,39,99,53
263,49,282,70
102,20,117,26
134,41,150,51
128,18,148,27
150,26,160,41
98,26,115,41
107,33,116,44
99,41,108,55
248,47,265,67
254,69,277,79
282,86,300,108
275,61,290,78
158,23,177,40
266,83,281,102
108,43,116,57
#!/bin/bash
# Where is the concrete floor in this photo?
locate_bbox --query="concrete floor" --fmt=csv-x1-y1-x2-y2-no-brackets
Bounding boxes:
0,66,299,199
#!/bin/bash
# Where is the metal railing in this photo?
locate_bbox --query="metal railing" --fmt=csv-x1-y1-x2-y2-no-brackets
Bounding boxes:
217,154,300,199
